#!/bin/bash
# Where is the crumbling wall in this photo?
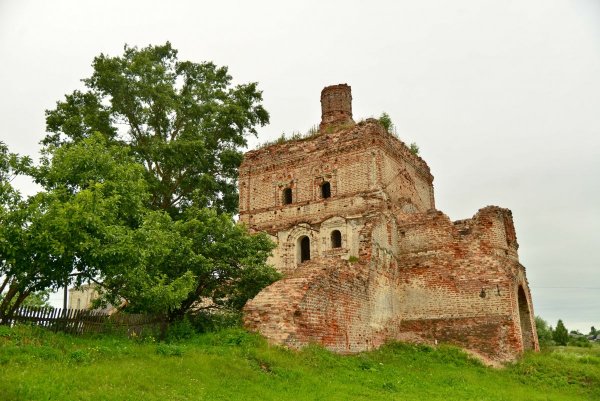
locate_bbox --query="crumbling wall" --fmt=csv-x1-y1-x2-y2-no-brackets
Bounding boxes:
320,84,354,130
390,206,537,361
244,258,375,351
239,121,433,230
268,216,362,274
241,85,537,364
244,206,539,363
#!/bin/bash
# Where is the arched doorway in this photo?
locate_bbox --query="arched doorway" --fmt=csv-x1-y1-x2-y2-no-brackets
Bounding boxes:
299,236,311,263
517,285,535,350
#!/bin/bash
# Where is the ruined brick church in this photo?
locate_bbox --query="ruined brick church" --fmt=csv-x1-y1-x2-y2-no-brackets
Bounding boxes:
241,84,538,363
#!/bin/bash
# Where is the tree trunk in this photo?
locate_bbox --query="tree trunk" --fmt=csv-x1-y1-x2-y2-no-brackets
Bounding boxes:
168,282,207,321
6,289,31,318
0,284,19,323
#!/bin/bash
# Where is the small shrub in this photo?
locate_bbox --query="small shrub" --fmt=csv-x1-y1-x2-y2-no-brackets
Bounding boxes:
166,316,195,342
378,112,394,133
409,142,420,156
569,336,592,348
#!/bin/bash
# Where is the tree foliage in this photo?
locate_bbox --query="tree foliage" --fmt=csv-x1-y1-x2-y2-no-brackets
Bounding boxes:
55,134,277,317
0,289,52,310
44,42,269,215
86,194,278,317
535,316,553,347
1,44,279,320
1,135,148,319
553,319,569,346
0,142,36,319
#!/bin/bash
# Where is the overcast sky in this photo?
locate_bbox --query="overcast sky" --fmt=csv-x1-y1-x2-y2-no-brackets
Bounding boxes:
1,0,598,332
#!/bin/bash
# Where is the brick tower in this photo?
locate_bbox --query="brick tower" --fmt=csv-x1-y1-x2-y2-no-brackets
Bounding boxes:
241,84,538,364
319,84,354,130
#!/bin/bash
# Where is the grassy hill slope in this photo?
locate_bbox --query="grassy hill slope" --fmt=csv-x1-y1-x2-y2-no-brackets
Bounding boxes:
1,325,599,401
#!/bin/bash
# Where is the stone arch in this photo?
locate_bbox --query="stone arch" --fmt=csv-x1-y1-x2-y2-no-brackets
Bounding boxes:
286,223,318,267
331,230,342,248
320,216,352,254
298,236,311,263
517,285,535,350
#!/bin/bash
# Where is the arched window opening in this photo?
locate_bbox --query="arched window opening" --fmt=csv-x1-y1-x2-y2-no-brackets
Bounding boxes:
518,286,535,350
299,236,311,262
283,188,293,205
321,181,331,198
331,230,342,248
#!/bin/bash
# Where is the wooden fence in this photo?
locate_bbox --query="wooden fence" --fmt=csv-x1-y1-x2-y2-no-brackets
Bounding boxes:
0,307,165,337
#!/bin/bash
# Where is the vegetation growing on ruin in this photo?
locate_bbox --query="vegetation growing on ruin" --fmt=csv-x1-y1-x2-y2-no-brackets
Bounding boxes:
378,112,420,156
256,125,321,149
378,112,395,134
1,324,599,401
255,122,364,149
409,142,420,156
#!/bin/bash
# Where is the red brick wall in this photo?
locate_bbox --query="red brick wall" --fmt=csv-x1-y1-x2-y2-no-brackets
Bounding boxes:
320,84,354,129
244,206,539,363
241,89,538,364
240,120,433,229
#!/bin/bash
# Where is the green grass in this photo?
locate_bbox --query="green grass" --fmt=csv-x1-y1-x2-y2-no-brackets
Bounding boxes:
1,325,599,401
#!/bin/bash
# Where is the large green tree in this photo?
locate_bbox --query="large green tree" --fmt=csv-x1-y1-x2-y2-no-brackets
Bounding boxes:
95,205,278,318
0,135,147,319
44,42,269,215
2,44,278,321
2,133,278,320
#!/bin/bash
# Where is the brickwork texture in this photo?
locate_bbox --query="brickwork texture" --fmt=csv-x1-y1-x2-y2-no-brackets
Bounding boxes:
242,84,539,364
